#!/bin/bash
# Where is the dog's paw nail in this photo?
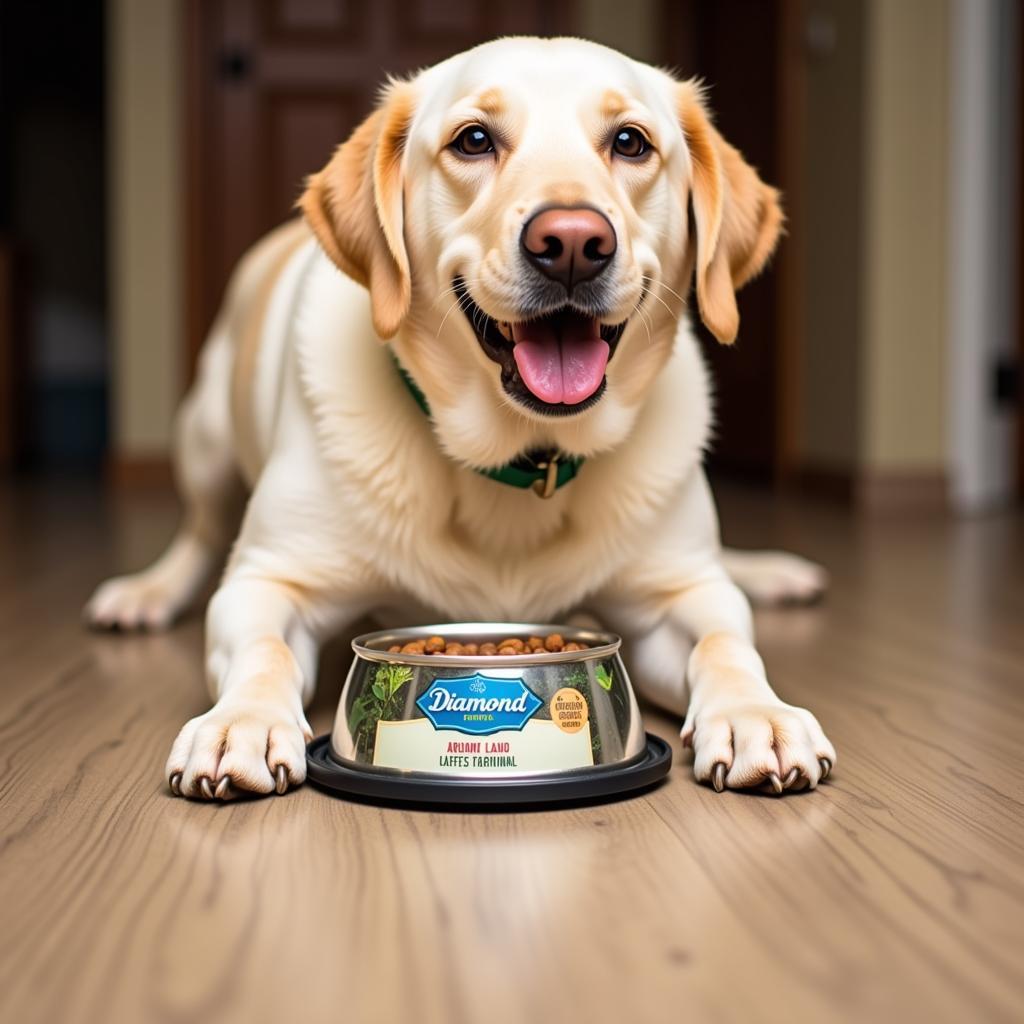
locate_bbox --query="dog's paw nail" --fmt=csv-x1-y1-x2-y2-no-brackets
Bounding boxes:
819,757,832,780
199,776,214,800
275,765,289,795
169,772,182,796
712,762,727,793
768,772,783,794
214,776,232,800
783,767,799,789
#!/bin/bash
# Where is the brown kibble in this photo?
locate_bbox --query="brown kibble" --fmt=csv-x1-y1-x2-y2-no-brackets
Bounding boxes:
388,632,592,657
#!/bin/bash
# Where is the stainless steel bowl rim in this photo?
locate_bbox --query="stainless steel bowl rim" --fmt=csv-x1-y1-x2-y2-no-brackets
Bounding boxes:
351,621,621,668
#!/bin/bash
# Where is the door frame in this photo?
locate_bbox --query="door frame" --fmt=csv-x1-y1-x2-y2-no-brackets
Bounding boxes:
658,0,804,483
774,0,806,482
183,0,217,383
947,0,1020,511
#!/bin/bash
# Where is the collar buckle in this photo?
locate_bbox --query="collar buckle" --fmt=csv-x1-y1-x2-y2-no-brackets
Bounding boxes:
532,455,560,499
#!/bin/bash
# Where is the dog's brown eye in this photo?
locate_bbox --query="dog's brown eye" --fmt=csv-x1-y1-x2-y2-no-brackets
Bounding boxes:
612,127,650,159
453,125,495,157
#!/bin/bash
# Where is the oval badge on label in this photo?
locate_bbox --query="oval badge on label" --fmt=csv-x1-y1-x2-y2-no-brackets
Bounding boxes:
415,675,543,736
550,687,589,733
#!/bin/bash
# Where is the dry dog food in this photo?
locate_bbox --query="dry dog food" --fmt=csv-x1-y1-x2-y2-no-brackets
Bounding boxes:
387,633,590,656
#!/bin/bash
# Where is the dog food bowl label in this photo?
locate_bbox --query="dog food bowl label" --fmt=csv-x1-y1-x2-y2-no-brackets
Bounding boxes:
373,674,594,774
308,624,672,804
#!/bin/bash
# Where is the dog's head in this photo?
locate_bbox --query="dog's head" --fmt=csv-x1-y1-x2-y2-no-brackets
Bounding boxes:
302,38,781,464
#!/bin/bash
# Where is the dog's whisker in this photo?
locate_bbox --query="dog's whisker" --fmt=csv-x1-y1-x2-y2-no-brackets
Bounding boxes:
433,287,461,306
640,286,678,324
437,292,475,335
432,275,488,311
435,291,476,339
632,299,653,348
640,299,657,345
435,296,465,338
433,286,473,312
641,275,688,307
639,278,682,318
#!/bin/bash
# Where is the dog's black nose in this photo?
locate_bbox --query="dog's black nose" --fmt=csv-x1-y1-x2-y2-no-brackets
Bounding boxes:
520,207,616,291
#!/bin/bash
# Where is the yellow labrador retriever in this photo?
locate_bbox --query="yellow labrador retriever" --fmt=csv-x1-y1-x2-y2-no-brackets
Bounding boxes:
87,37,834,800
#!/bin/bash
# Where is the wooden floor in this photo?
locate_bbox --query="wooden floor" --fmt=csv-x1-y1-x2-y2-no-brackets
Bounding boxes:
1,480,1023,1024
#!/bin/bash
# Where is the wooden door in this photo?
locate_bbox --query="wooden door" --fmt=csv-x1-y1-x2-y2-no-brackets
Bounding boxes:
185,0,573,377
660,0,793,482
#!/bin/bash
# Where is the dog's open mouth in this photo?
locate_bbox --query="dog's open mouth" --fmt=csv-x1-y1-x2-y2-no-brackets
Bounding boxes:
454,278,626,415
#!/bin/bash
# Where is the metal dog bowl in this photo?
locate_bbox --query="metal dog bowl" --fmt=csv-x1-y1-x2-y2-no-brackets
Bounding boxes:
306,623,671,805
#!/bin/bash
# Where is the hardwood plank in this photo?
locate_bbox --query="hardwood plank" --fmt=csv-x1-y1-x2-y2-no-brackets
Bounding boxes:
0,481,1022,1024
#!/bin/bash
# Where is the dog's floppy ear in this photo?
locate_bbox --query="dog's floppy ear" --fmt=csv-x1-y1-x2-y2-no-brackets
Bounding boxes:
678,81,783,344
300,81,415,339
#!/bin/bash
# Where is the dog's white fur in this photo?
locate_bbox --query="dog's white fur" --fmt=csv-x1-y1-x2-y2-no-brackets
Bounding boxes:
87,38,834,798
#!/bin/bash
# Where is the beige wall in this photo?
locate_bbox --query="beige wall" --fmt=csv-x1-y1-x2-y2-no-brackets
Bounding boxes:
107,0,182,459
862,0,949,471
798,0,950,481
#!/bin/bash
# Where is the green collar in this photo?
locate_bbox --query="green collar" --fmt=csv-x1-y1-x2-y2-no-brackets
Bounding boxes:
394,357,584,498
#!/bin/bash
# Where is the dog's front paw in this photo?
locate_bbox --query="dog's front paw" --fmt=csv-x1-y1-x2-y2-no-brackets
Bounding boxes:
724,550,828,606
166,699,313,800
85,572,184,631
682,700,836,795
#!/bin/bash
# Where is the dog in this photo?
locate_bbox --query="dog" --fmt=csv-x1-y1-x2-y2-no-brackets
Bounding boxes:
86,37,835,800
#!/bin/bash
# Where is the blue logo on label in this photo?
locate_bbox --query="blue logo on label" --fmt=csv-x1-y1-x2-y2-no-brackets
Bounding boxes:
416,674,542,736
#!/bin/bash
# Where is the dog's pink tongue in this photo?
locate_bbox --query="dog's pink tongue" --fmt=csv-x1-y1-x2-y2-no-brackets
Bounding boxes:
560,316,610,405
512,317,609,406
512,320,564,403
